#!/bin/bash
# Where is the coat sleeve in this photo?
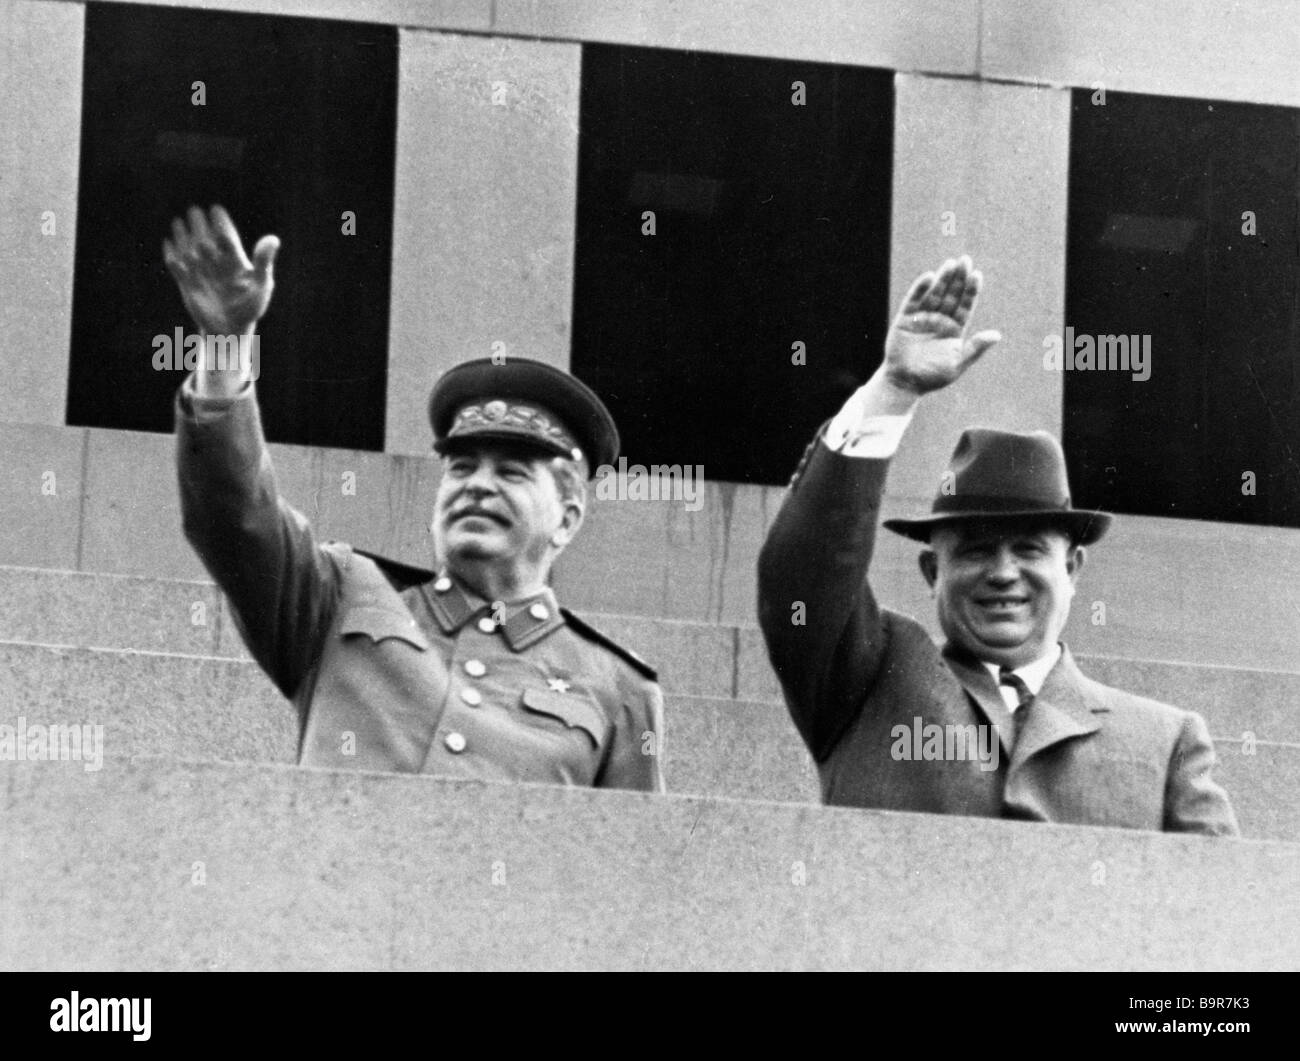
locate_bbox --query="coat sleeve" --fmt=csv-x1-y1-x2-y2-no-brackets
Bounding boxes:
757,427,896,762
595,681,666,793
1163,711,1241,836
175,377,339,703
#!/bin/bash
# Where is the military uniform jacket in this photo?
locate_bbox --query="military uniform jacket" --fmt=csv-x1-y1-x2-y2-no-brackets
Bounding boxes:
757,433,1239,835
175,382,664,792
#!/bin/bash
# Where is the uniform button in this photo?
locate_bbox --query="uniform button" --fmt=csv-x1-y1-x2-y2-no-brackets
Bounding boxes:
464,659,486,677
433,576,452,593
478,617,497,634
460,687,482,706
529,603,549,621
444,732,467,753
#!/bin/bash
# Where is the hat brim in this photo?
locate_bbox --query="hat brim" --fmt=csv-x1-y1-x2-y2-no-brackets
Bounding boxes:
883,509,1112,546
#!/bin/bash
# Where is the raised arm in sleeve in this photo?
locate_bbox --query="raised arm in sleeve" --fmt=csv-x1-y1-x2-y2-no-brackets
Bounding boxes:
176,376,339,703
757,429,896,762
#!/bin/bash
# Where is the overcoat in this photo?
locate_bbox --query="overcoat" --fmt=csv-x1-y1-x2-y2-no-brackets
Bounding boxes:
757,433,1238,835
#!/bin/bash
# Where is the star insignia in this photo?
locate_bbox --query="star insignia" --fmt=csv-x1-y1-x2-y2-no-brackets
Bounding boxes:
547,677,571,694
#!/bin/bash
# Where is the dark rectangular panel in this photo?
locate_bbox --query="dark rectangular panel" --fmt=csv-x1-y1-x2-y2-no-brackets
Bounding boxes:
1066,91,1300,528
573,45,894,485
69,3,398,451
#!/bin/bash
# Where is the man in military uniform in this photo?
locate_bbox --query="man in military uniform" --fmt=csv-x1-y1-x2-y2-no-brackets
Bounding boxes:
758,256,1237,834
166,205,663,791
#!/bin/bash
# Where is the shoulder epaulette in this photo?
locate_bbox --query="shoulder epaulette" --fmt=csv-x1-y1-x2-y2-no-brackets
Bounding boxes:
561,608,659,682
352,547,437,590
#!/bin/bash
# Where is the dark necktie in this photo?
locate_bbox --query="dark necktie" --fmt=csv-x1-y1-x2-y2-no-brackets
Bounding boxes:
999,667,1034,738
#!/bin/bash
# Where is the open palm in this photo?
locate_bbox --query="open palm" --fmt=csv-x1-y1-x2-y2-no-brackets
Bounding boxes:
162,205,279,336
884,255,1000,394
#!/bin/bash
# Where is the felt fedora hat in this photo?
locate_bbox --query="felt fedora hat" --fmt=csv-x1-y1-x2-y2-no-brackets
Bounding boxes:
428,358,619,478
882,427,1112,545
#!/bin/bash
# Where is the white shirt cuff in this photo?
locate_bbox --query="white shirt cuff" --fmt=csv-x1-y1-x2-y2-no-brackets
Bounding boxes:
179,372,255,421
822,390,914,459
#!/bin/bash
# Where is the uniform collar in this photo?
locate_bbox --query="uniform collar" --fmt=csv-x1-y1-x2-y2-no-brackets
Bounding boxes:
420,571,565,651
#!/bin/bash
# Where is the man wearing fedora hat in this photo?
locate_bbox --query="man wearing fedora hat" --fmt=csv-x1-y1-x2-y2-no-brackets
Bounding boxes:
758,256,1237,834
165,205,663,791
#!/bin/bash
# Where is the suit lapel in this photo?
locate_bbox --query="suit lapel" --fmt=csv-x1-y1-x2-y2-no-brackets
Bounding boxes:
941,645,1015,760
1009,646,1105,770
943,643,1107,772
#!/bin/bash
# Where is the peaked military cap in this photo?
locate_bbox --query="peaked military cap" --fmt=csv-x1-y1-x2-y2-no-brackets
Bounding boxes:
428,357,619,477
883,427,1112,545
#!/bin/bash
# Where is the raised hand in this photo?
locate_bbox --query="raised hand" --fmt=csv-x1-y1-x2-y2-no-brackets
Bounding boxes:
162,205,280,337
883,256,1001,396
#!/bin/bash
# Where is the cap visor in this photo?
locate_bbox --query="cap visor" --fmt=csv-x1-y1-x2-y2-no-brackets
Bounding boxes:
433,428,571,462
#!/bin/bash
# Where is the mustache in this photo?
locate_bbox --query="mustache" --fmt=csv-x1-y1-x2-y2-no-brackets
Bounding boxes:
445,501,511,526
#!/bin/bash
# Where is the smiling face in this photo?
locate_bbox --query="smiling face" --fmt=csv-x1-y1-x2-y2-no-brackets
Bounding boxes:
920,519,1086,669
433,442,582,589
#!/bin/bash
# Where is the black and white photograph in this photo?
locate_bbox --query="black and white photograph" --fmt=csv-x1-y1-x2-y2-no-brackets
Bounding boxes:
0,0,1295,1016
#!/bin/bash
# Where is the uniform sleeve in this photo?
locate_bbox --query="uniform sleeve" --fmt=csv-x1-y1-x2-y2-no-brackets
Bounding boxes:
1163,711,1241,837
175,376,339,702
757,428,896,762
596,682,666,793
